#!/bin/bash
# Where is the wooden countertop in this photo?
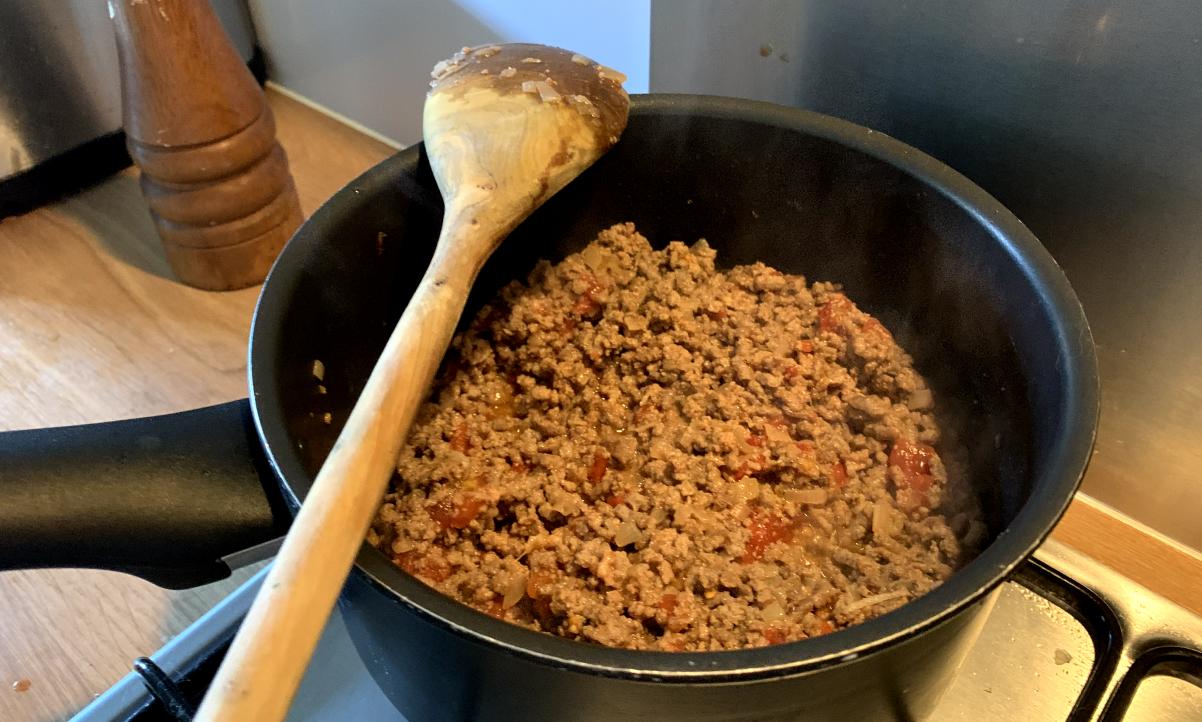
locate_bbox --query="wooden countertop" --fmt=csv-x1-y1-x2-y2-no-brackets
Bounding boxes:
1,88,1199,722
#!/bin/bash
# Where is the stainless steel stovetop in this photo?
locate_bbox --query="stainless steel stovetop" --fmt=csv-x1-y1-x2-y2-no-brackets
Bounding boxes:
72,540,1202,721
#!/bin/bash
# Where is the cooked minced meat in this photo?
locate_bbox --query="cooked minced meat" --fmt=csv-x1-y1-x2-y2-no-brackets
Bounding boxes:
369,223,983,651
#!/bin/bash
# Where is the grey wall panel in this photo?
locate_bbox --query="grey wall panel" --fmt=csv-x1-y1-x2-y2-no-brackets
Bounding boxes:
651,0,1202,549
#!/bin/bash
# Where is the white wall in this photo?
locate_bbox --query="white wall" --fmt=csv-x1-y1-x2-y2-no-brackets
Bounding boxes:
249,0,650,146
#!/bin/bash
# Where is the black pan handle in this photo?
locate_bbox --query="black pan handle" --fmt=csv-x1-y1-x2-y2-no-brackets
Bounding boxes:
0,401,291,589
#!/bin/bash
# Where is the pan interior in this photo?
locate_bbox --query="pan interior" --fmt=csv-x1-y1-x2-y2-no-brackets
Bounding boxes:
249,95,1095,676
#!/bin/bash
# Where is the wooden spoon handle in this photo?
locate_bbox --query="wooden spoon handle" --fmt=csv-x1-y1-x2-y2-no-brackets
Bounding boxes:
194,237,474,722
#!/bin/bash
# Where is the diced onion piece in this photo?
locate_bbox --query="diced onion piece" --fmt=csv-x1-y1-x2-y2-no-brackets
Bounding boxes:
431,59,454,79
597,65,627,83
311,359,325,381
550,492,577,517
843,590,909,614
614,521,642,547
569,97,600,120
872,500,899,538
907,388,933,410
522,79,561,102
536,81,560,102
789,488,828,506
578,242,608,272
571,53,591,65
765,424,791,444
499,66,517,79
761,601,785,621
502,574,527,608
521,57,542,64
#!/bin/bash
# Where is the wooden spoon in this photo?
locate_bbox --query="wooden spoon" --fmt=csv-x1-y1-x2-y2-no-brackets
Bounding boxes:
195,44,629,722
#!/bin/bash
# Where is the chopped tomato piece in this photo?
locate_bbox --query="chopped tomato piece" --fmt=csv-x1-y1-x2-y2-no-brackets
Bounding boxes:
424,559,450,583
818,294,855,333
746,434,765,447
571,274,605,317
727,463,750,481
396,550,423,576
889,439,937,475
510,458,528,474
782,364,801,378
829,461,848,487
605,494,625,507
817,619,835,635
704,308,728,321
741,509,794,563
396,551,451,583
572,293,602,317
860,317,893,342
449,422,471,453
762,627,787,645
526,571,556,599
526,571,557,624
896,483,932,511
588,449,609,483
798,340,814,354
659,593,679,614
427,496,485,530
889,439,938,510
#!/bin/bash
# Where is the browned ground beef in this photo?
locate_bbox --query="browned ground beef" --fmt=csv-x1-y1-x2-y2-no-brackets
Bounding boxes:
369,223,983,651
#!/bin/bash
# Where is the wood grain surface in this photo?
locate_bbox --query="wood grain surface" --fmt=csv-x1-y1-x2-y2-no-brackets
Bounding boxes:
1054,494,1202,617
1,87,1198,722
0,89,392,722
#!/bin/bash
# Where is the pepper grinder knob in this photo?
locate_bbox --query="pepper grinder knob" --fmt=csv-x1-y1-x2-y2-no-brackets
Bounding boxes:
110,0,302,291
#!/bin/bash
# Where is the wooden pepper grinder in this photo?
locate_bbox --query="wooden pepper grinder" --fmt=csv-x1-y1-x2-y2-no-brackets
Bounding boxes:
110,0,302,291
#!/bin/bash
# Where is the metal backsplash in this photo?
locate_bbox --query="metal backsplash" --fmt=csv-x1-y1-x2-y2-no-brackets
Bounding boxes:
651,0,1202,549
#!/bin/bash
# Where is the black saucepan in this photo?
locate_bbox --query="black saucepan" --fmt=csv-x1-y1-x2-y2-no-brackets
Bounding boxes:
0,95,1097,720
